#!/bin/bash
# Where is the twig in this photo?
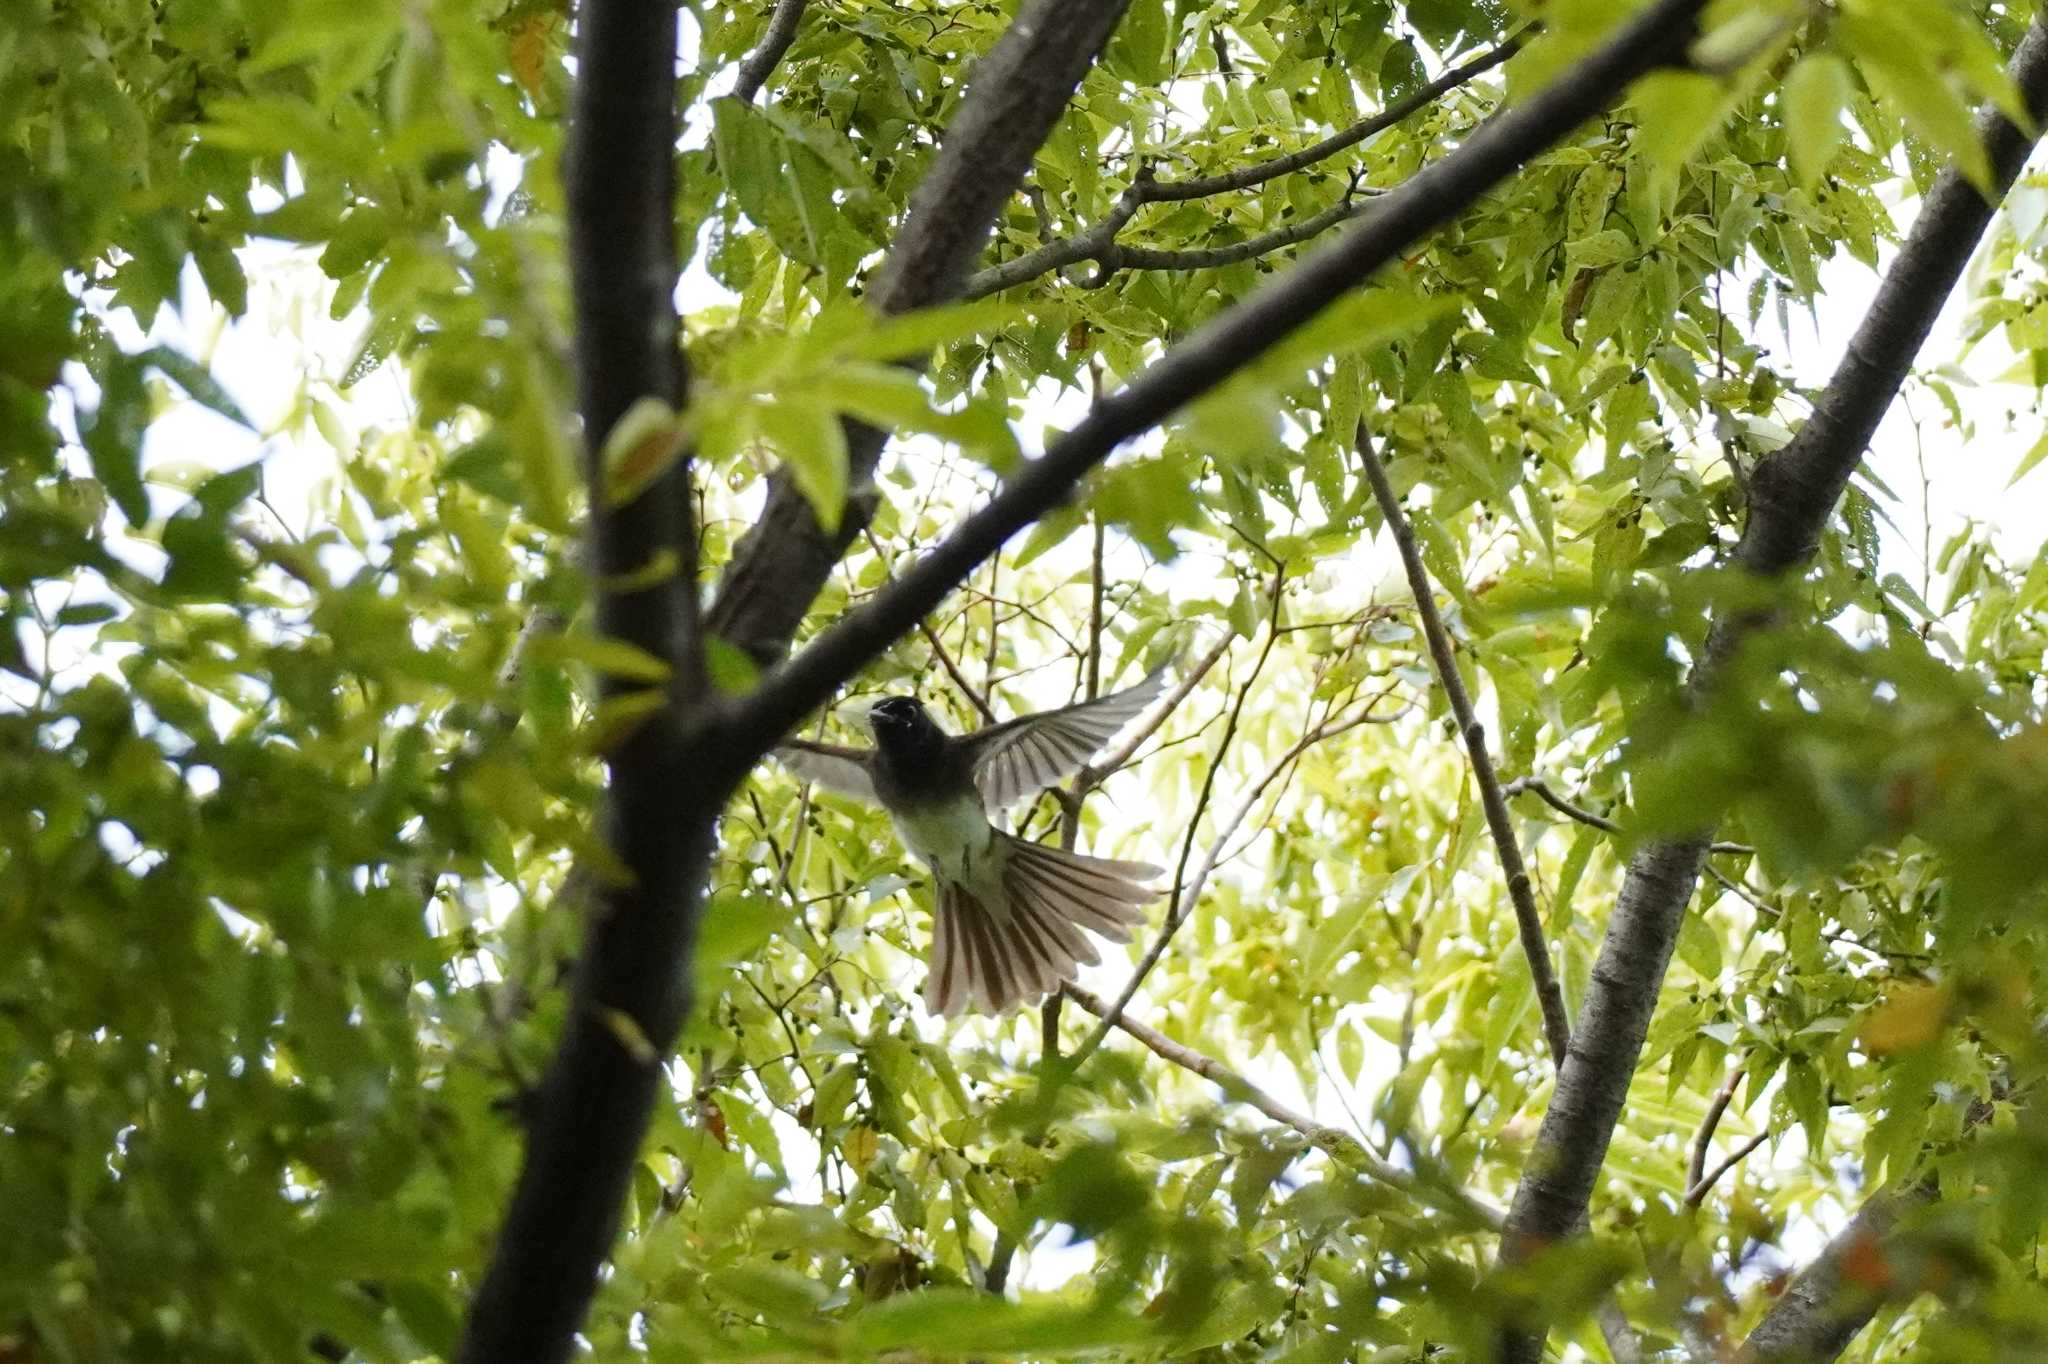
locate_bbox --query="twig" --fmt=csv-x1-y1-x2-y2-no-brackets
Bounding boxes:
1066,684,1404,1076
1060,984,1505,1229
1073,630,1233,788
1356,430,1572,1066
1684,1131,1769,1207
732,0,809,103
962,31,1529,298
1503,776,1754,856
1688,1066,1745,1194
863,528,997,723
1148,30,1529,202
1063,573,1288,1074
1085,194,1381,282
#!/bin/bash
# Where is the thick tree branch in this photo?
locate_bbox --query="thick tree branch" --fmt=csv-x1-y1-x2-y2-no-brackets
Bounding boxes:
1738,1183,1932,1362
1060,984,1506,1229
732,0,808,104
732,0,1707,753
1357,430,1572,1066
458,0,703,1358
1492,18,2048,1364
705,0,1138,669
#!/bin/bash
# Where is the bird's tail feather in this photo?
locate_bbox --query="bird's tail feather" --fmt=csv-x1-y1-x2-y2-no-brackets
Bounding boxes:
923,837,1161,1017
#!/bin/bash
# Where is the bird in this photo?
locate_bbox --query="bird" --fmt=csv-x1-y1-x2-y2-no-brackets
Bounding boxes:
774,666,1172,1017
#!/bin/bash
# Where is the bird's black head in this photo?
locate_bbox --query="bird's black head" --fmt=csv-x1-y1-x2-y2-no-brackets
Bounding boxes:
866,695,947,765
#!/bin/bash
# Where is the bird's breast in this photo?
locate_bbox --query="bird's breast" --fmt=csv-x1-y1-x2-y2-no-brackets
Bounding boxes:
891,798,997,887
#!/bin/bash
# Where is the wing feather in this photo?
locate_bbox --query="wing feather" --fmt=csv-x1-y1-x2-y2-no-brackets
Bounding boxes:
773,740,878,802
966,664,1171,815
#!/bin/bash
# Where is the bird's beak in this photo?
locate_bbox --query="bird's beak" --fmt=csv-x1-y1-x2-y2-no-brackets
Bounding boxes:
842,696,882,727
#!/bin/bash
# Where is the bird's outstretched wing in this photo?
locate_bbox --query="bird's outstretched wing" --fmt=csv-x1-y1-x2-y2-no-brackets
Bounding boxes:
774,740,877,802
964,664,1171,815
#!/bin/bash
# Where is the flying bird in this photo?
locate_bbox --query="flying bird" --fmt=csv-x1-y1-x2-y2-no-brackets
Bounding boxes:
775,666,1172,1017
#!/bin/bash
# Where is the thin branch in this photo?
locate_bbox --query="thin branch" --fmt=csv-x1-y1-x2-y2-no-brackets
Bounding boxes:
733,0,1709,753
1092,192,1379,279
863,528,998,724
1493,19,2048,1364
1075,629,1233,788
962,30,1528,298
1504,776,1753,855
1684,1131,1769,1208
963,181,1146,298
1147,29,1530,202
1064,576,1288,1074
1068,679,1405,1075
1060,984,1505,1229
1357,431,1571,1066
1688,1065,1745,1195
732,0,808,103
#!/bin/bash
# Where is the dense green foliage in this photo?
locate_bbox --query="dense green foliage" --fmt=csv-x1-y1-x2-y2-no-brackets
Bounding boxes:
7,0,2048,1359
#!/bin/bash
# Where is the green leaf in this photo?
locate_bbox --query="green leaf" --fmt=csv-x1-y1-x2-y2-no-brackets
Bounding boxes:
83,354,151,526
2009,428,2048,488
754,395,848,530
712,97,829,266
1631,71,1737,210
1840,14,1991,191
138,346,256,431
530,632,674,684
1381,38,1425,102
1782,54,1852,188
850,1289,1159,1354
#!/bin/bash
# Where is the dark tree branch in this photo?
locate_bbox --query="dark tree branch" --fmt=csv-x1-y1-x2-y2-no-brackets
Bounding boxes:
1492,18,2048,1364
1688,1065,1746,1194
1504,775,1753,855
732,0,1707,754
1095,192,1380,277
732,0,808,103
1147,28,1529,202
1738,1183,1932,1363
457,0,704,1358
1684,1130,1769,1208
704,0,1139,669
963,180,1147,299
961,30,1528,299
1357,430,1573,1066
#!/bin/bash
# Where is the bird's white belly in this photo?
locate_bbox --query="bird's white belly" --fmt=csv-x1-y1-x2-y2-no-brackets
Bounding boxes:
892,802,1000,893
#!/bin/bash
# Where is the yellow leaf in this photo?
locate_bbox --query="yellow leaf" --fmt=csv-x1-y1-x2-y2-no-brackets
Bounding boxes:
1861,983,1950,1054
843,1125,880,1173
